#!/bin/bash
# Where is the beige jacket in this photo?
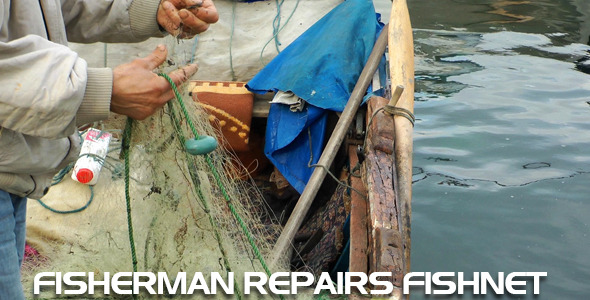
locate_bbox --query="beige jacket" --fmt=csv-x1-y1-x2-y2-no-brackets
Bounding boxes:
0,0,163,198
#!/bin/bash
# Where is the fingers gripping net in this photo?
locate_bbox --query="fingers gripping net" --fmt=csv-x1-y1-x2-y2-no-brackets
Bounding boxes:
23,71,288,299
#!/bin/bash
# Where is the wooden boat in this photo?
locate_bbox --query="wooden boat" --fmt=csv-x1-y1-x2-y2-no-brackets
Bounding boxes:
189,0,414,298
24,1,413,299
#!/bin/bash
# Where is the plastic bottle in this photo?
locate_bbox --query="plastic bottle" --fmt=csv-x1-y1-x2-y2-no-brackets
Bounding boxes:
71,128,112,185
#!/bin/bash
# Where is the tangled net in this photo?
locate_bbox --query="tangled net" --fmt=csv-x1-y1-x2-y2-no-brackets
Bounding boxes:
20,1,349,296
22,72,291,299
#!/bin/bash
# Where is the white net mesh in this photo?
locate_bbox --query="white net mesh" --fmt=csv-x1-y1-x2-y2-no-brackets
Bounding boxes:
21,1,354,298
23,83,289,299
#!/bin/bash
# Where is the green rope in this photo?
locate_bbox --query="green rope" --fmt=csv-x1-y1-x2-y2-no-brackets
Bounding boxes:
158,73,282,300
39,150,127,214
259,0,301,66
122,117,138,276
50,164,74,186
37,159,93,214
271,0,285,53
158,74,200,140
36,186,94,214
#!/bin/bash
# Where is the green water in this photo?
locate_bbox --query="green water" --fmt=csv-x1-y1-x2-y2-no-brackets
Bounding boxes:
400,0,590,299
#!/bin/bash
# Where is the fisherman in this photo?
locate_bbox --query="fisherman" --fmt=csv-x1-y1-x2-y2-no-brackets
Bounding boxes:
0,0,218,298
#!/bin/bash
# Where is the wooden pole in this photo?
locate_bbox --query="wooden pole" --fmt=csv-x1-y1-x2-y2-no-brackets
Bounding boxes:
389,0,414,277
269,25,390,268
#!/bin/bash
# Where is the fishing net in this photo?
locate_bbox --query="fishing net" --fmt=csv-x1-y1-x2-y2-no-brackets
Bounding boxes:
21,69,290,300
20,1,350,298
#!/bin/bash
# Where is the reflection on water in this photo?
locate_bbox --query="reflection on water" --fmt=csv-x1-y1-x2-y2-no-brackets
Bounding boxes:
408,0,590,298
408,0,590,43
487,1,535,24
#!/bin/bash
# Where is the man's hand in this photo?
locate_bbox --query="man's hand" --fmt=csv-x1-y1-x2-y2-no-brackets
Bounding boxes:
111,45,198,120
157,0,219,38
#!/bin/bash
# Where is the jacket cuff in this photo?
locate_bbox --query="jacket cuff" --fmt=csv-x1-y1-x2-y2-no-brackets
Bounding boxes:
77,68,112,126
129,0,166,39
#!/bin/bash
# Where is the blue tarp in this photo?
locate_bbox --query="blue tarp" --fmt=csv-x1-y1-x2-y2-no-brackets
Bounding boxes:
247,0,383,193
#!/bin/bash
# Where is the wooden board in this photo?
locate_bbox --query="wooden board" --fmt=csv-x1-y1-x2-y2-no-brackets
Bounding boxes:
348,144,368,274
365,96,404,293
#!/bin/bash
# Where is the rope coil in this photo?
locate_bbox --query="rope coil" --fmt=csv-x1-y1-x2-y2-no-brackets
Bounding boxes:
383,104,415,126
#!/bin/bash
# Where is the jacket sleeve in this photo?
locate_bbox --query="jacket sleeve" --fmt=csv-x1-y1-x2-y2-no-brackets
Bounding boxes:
60,0,165,43
0,35,112,139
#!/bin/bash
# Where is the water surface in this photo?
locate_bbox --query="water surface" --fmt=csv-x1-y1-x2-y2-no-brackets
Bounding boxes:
403,0,590,299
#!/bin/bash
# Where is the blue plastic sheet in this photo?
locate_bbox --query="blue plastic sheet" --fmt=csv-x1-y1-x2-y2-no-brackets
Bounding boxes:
247,0,383,193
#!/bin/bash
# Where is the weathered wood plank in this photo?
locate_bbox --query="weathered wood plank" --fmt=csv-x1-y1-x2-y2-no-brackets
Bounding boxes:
348,144,368,274
374,227,404,286
365,96,398,232
365,96,404,294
